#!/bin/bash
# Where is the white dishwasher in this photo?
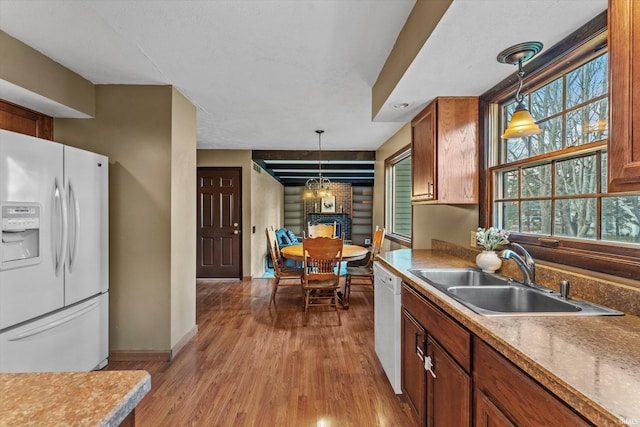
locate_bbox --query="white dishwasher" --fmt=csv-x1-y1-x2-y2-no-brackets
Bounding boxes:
373,262,402,394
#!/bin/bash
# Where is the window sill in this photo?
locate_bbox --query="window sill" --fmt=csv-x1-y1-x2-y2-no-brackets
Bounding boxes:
509,233,640,281
385,233,412,248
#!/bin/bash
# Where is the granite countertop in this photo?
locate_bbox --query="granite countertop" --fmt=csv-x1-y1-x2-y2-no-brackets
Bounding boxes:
378,248,640,427
0,370,150,427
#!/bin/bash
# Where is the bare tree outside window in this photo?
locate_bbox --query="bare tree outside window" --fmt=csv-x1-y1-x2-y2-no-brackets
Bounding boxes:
493,52,640,245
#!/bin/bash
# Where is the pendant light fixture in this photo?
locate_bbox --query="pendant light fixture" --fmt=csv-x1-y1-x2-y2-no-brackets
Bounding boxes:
497,42,543,139
303,130,332,199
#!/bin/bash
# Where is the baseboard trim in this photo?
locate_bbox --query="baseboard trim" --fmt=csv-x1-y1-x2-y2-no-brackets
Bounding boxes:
109,350,171,362
169,324,198,361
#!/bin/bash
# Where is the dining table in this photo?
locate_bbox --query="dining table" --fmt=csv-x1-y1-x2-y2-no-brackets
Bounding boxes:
280,243,368,262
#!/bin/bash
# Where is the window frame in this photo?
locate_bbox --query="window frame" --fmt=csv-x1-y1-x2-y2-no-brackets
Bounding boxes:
479,11,640,280
384,144,412,247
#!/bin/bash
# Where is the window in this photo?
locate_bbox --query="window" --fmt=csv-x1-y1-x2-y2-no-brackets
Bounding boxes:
385,146,412,245
484,23,640,279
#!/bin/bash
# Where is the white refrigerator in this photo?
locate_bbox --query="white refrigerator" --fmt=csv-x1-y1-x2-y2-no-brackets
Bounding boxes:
0,129,108,372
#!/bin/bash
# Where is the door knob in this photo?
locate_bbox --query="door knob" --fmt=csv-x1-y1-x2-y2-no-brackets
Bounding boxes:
233,230,239,235
233,222,239,227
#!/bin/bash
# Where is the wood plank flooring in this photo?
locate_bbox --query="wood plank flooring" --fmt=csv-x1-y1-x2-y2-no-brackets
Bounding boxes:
107,278,417,426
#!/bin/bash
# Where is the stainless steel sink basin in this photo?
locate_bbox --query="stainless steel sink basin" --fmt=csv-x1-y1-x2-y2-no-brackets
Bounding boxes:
409,268,507,288
446,286,581,315
408,268,623,316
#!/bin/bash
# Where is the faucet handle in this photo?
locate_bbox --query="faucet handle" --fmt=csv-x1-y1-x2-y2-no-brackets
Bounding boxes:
560,280,570,299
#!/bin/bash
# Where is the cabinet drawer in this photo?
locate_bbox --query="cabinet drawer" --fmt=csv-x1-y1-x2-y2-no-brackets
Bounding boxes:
402,283,471,372
474,337,592,427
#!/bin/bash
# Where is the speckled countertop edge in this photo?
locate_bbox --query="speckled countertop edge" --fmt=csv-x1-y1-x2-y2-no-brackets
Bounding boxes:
101,371,151,427
0,370,151,427
378,248,640,427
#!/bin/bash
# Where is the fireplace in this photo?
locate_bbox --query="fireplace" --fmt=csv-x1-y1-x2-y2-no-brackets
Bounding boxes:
307,213,351,240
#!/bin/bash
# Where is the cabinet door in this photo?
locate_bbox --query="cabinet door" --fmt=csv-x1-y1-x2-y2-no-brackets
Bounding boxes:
475,390,516,427
427,337,471,427
608,0,640,192
436,98,478,203
412,102,436,202
474,338,591,427
402,308,427,426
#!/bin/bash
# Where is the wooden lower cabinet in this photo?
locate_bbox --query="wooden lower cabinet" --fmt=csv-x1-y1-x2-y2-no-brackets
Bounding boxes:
401,283,593,427
427,337,471,427
474,390,515,427
401,309,427,425
474,337,592,427
401,284,471,427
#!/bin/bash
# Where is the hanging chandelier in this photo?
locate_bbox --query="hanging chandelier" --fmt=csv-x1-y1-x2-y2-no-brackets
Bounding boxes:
303,130,332,199
497,41,543,139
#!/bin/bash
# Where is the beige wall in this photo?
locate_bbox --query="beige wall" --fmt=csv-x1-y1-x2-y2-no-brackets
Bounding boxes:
197,150,253,277
251,164,284,277
170,88,197,350
56,85,196,353
373,122,479,252
0,30,95,116
412,204,478,249
5,30,198,354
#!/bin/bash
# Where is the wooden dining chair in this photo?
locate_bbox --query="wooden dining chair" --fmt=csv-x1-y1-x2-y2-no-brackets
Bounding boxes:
343,226,386,309
307,221,336,238
302,235,344,325
266,227,303,306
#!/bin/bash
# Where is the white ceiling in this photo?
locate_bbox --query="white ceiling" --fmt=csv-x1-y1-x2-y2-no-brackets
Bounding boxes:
0,0,606,151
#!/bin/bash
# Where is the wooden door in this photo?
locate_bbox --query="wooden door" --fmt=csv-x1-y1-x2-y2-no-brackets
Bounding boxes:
197,167,242,278
401,309,427,426
426,337,471,427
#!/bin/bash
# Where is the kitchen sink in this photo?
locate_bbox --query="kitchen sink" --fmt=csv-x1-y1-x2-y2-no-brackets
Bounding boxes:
409,268,507,288
408,268,623,316
446,286,581,315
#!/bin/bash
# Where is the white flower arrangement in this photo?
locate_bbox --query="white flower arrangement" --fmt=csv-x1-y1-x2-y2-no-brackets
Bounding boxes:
476,227,510,251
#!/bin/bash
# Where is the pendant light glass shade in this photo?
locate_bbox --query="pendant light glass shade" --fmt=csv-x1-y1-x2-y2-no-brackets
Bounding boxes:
497,42,543,140
502,101,542,139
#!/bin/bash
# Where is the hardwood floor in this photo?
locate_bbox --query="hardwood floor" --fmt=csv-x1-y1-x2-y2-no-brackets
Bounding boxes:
107,278,417,426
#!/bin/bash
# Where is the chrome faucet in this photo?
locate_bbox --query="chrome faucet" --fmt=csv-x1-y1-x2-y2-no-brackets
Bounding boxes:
499,242,536,286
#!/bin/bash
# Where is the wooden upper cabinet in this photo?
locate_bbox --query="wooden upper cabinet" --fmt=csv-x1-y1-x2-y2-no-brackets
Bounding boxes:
412,101,437,201
0,99,53,140
608,0,640,192
411,97,478,204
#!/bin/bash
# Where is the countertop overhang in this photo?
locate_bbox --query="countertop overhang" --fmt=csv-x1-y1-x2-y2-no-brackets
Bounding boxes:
0,370,150,426
378,248,640,427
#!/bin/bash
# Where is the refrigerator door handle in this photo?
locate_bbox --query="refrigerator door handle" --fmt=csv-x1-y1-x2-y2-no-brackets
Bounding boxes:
67,179,80,273
53,177,68,277
7,299,100,341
